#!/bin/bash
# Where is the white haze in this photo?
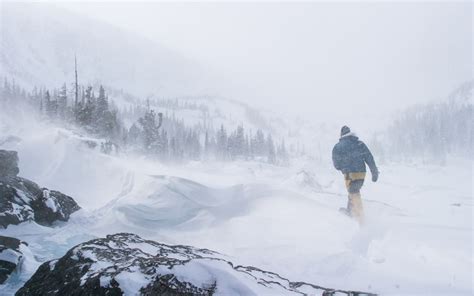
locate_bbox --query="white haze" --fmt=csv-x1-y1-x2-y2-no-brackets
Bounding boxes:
56,1,473,129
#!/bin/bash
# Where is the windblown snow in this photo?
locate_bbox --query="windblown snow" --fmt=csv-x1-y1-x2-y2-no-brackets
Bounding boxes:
0,108,472,295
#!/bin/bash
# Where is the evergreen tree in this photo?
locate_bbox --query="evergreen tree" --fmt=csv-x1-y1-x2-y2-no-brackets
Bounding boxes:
277,139,289,165
138,109,162,154
76,86,95,129
58,84,68,120
254,129,266,156
159,129,169,160
216,124,228,160
95,85,111,135
128,123,141,147
266,134,276,164
204,131,210,159
234,125,245,157
44,90,58,119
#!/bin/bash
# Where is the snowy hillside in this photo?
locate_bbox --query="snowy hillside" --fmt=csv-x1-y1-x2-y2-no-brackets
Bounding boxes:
373,81,473,163
0,2,203,97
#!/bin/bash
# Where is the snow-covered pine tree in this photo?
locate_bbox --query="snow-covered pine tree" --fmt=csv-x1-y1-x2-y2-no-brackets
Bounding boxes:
94,85,109,134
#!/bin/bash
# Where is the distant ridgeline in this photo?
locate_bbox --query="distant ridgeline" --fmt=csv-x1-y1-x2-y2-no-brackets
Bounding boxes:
0,79,290,165
370,81,473,164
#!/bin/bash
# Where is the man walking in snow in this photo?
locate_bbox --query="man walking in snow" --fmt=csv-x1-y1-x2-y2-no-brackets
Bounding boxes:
332,126,379,224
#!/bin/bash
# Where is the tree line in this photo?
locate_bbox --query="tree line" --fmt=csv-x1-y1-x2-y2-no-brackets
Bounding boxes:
0,78,289,165
370,81,473,164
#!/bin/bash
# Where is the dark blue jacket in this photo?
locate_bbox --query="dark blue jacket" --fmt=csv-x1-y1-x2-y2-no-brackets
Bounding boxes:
332,134,378,175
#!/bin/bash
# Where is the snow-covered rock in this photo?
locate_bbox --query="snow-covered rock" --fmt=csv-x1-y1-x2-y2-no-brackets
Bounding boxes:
0,236,27,284
0,150,80,228
16,233,374,296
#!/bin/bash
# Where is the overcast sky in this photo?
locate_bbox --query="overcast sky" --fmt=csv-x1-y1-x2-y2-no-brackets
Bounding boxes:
57,1,472,127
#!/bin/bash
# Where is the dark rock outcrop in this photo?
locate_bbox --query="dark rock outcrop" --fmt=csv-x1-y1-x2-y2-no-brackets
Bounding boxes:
0,150,81,228
16,233,377,296
0,150,19,178
0,236,27,284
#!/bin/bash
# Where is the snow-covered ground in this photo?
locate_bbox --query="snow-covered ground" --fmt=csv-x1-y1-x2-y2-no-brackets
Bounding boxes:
0,116,472,295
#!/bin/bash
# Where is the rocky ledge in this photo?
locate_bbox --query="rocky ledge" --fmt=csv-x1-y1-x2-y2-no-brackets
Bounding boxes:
0,149,80,228
0,236,28,284
0,150,20,178
16,233,376,296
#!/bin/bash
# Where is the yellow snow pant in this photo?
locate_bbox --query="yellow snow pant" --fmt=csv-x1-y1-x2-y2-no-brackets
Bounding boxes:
344,172,366,225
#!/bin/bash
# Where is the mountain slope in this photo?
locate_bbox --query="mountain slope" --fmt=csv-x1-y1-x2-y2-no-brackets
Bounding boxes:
0,2,203,97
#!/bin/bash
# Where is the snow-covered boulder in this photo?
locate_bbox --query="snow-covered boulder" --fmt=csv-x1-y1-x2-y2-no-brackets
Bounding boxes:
0,177,81,228
16,233,375,296
0,150,81,228
0,150,19,178
0,236,27,284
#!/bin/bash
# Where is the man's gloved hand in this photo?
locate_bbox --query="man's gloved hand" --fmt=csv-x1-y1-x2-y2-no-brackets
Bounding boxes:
372,171,379,182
